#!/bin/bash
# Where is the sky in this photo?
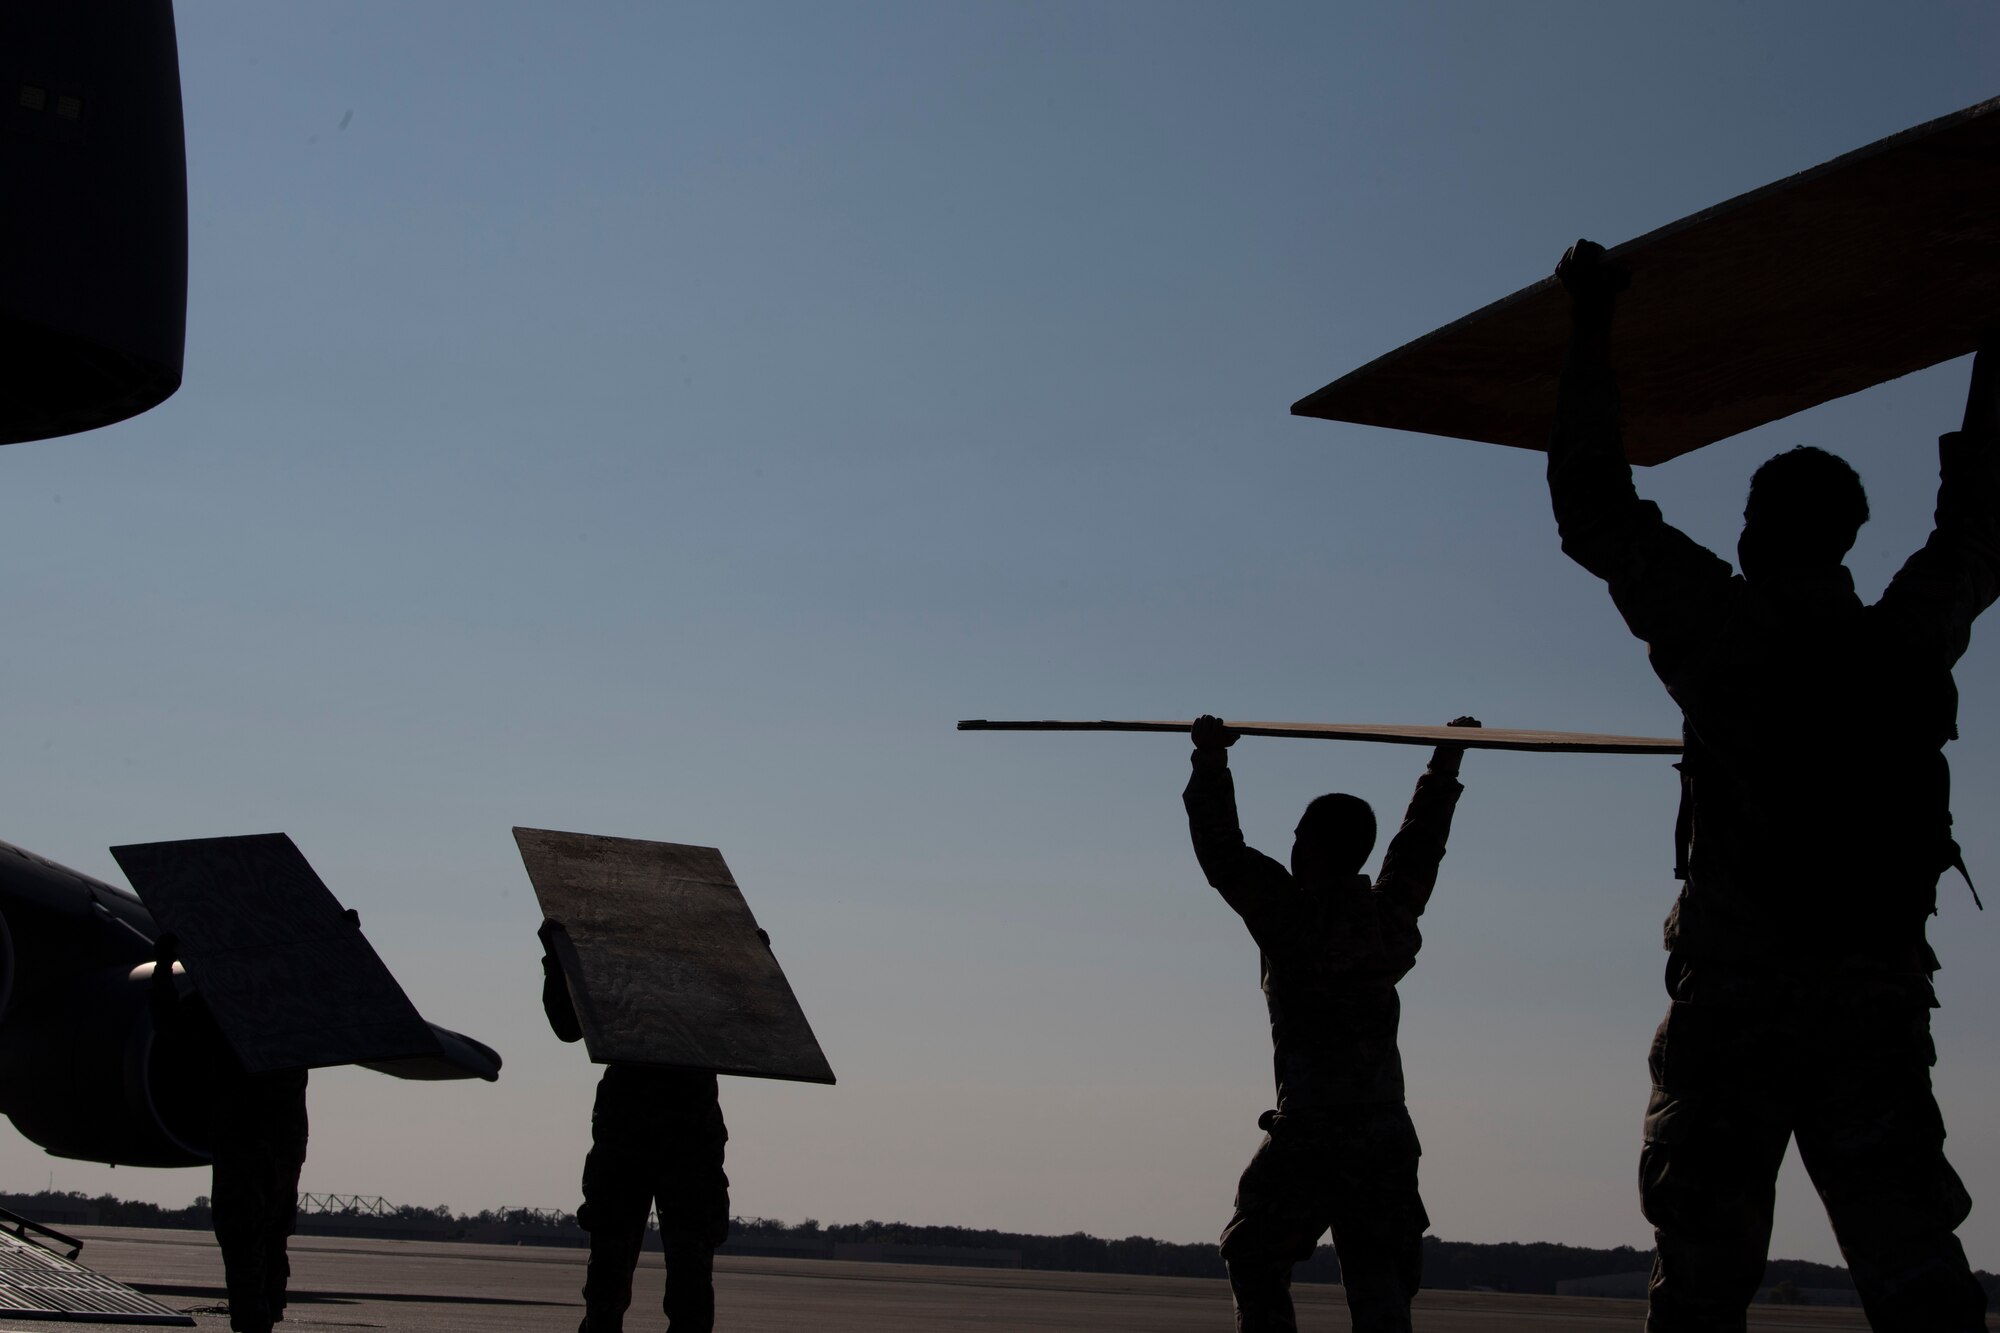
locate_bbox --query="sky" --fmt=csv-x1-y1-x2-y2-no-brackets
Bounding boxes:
2,0,1998,1273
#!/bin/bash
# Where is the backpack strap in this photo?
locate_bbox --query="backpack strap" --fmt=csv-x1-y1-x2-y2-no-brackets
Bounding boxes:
1949,839,1984,911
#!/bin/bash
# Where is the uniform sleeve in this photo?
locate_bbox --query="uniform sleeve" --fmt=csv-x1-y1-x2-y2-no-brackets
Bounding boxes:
1874,430,2000,666
1547,337,1736,655
1375,768,1464,918
541,951,585,1044
1184,749,1295,928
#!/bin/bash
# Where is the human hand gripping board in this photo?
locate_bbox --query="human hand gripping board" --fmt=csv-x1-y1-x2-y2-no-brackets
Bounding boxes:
514,827,835,1084
958,719,1680,755
111,833,502,1080
1293,95,2000,465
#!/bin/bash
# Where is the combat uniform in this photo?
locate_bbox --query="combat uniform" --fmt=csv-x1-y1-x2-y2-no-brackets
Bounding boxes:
1185,746,1463,1333
210,1064,309,1333
1549,342,1999,1332
150,974,308,1333
542,950,730,1333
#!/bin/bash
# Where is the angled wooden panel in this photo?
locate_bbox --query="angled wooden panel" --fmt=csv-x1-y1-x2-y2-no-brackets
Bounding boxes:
959,718,1681,755
1294,96,2000,465
109,835,441,1074
513,828,835,1084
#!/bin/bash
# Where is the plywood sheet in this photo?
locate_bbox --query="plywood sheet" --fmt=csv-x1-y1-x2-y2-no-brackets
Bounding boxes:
958,718,1680,755
1293,96,2000,465
109,835,442,1074
513,828,835,1084
361,1022,503,1083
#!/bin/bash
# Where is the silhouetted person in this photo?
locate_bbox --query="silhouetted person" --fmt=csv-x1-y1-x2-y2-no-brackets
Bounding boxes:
540,920,730,1333
1185,713,1478,1333
149,934,309,1333
1550,239,1999,1333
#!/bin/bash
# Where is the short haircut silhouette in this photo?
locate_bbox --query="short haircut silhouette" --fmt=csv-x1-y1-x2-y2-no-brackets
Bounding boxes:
1298,793,1377,879
1742,445,1871,564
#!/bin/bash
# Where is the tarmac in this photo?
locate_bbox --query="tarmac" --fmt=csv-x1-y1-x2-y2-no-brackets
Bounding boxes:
26,1225,1875,1332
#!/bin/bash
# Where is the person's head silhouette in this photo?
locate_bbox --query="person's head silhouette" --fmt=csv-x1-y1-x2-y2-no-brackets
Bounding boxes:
1737,445,1870,583
1291,792,1376,890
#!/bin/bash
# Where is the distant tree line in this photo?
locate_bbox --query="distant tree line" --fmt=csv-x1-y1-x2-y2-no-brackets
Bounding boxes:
0,1191,489,1236
0,1190,213,1230
730,1214,1251,1280
9,1189,1998,1301
721,1216,2000,1300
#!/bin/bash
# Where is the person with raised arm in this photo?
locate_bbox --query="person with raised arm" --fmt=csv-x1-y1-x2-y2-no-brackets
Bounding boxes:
1549,239,1999,1332
1185,713,1478,1333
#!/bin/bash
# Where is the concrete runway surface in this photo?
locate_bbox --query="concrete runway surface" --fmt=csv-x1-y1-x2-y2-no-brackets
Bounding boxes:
20,1226,1876,1332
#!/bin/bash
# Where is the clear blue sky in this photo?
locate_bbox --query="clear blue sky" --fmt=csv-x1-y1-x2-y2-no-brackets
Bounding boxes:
2,1,1997,1271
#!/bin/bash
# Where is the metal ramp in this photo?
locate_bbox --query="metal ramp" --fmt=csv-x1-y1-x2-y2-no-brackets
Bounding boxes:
0,1213,192,1325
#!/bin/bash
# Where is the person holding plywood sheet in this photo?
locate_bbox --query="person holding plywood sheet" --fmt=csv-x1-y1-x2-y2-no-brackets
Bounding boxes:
149,934,308,1333
115,832,502,1333
541,923,730,1333
518,827,835,1333
1547,240,1998,1333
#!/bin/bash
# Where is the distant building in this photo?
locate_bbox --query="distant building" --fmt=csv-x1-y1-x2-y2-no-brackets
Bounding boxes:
717,1233,835,1260
294,1212,456,1242
477,1222,588,1248
293,1194,455,1243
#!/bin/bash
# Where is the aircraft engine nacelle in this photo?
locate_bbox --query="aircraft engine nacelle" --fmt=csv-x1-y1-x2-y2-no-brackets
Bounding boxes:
0,962,213,1167
0,0,189,444
0,907,15,1026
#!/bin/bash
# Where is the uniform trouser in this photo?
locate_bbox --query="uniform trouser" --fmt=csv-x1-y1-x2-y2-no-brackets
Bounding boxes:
1219,1105,1427,1333
1640,991,1987,1333
211,1096,308,1332
577,1139,730,1333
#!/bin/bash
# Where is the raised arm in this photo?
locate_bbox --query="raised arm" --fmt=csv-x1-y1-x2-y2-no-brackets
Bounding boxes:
538,918,585,1044
1876,341,2000,664
1183,715,1293,925
1547,241,1734,650
1376,717,1477,917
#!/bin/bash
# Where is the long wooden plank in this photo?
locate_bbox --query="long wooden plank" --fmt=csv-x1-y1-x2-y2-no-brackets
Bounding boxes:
958,719,1680,755
1292,96,2000,465
513,828,836,1084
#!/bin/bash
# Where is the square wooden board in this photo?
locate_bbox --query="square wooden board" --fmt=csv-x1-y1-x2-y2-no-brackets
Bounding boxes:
110,834,441,1074
514,827,835,1084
